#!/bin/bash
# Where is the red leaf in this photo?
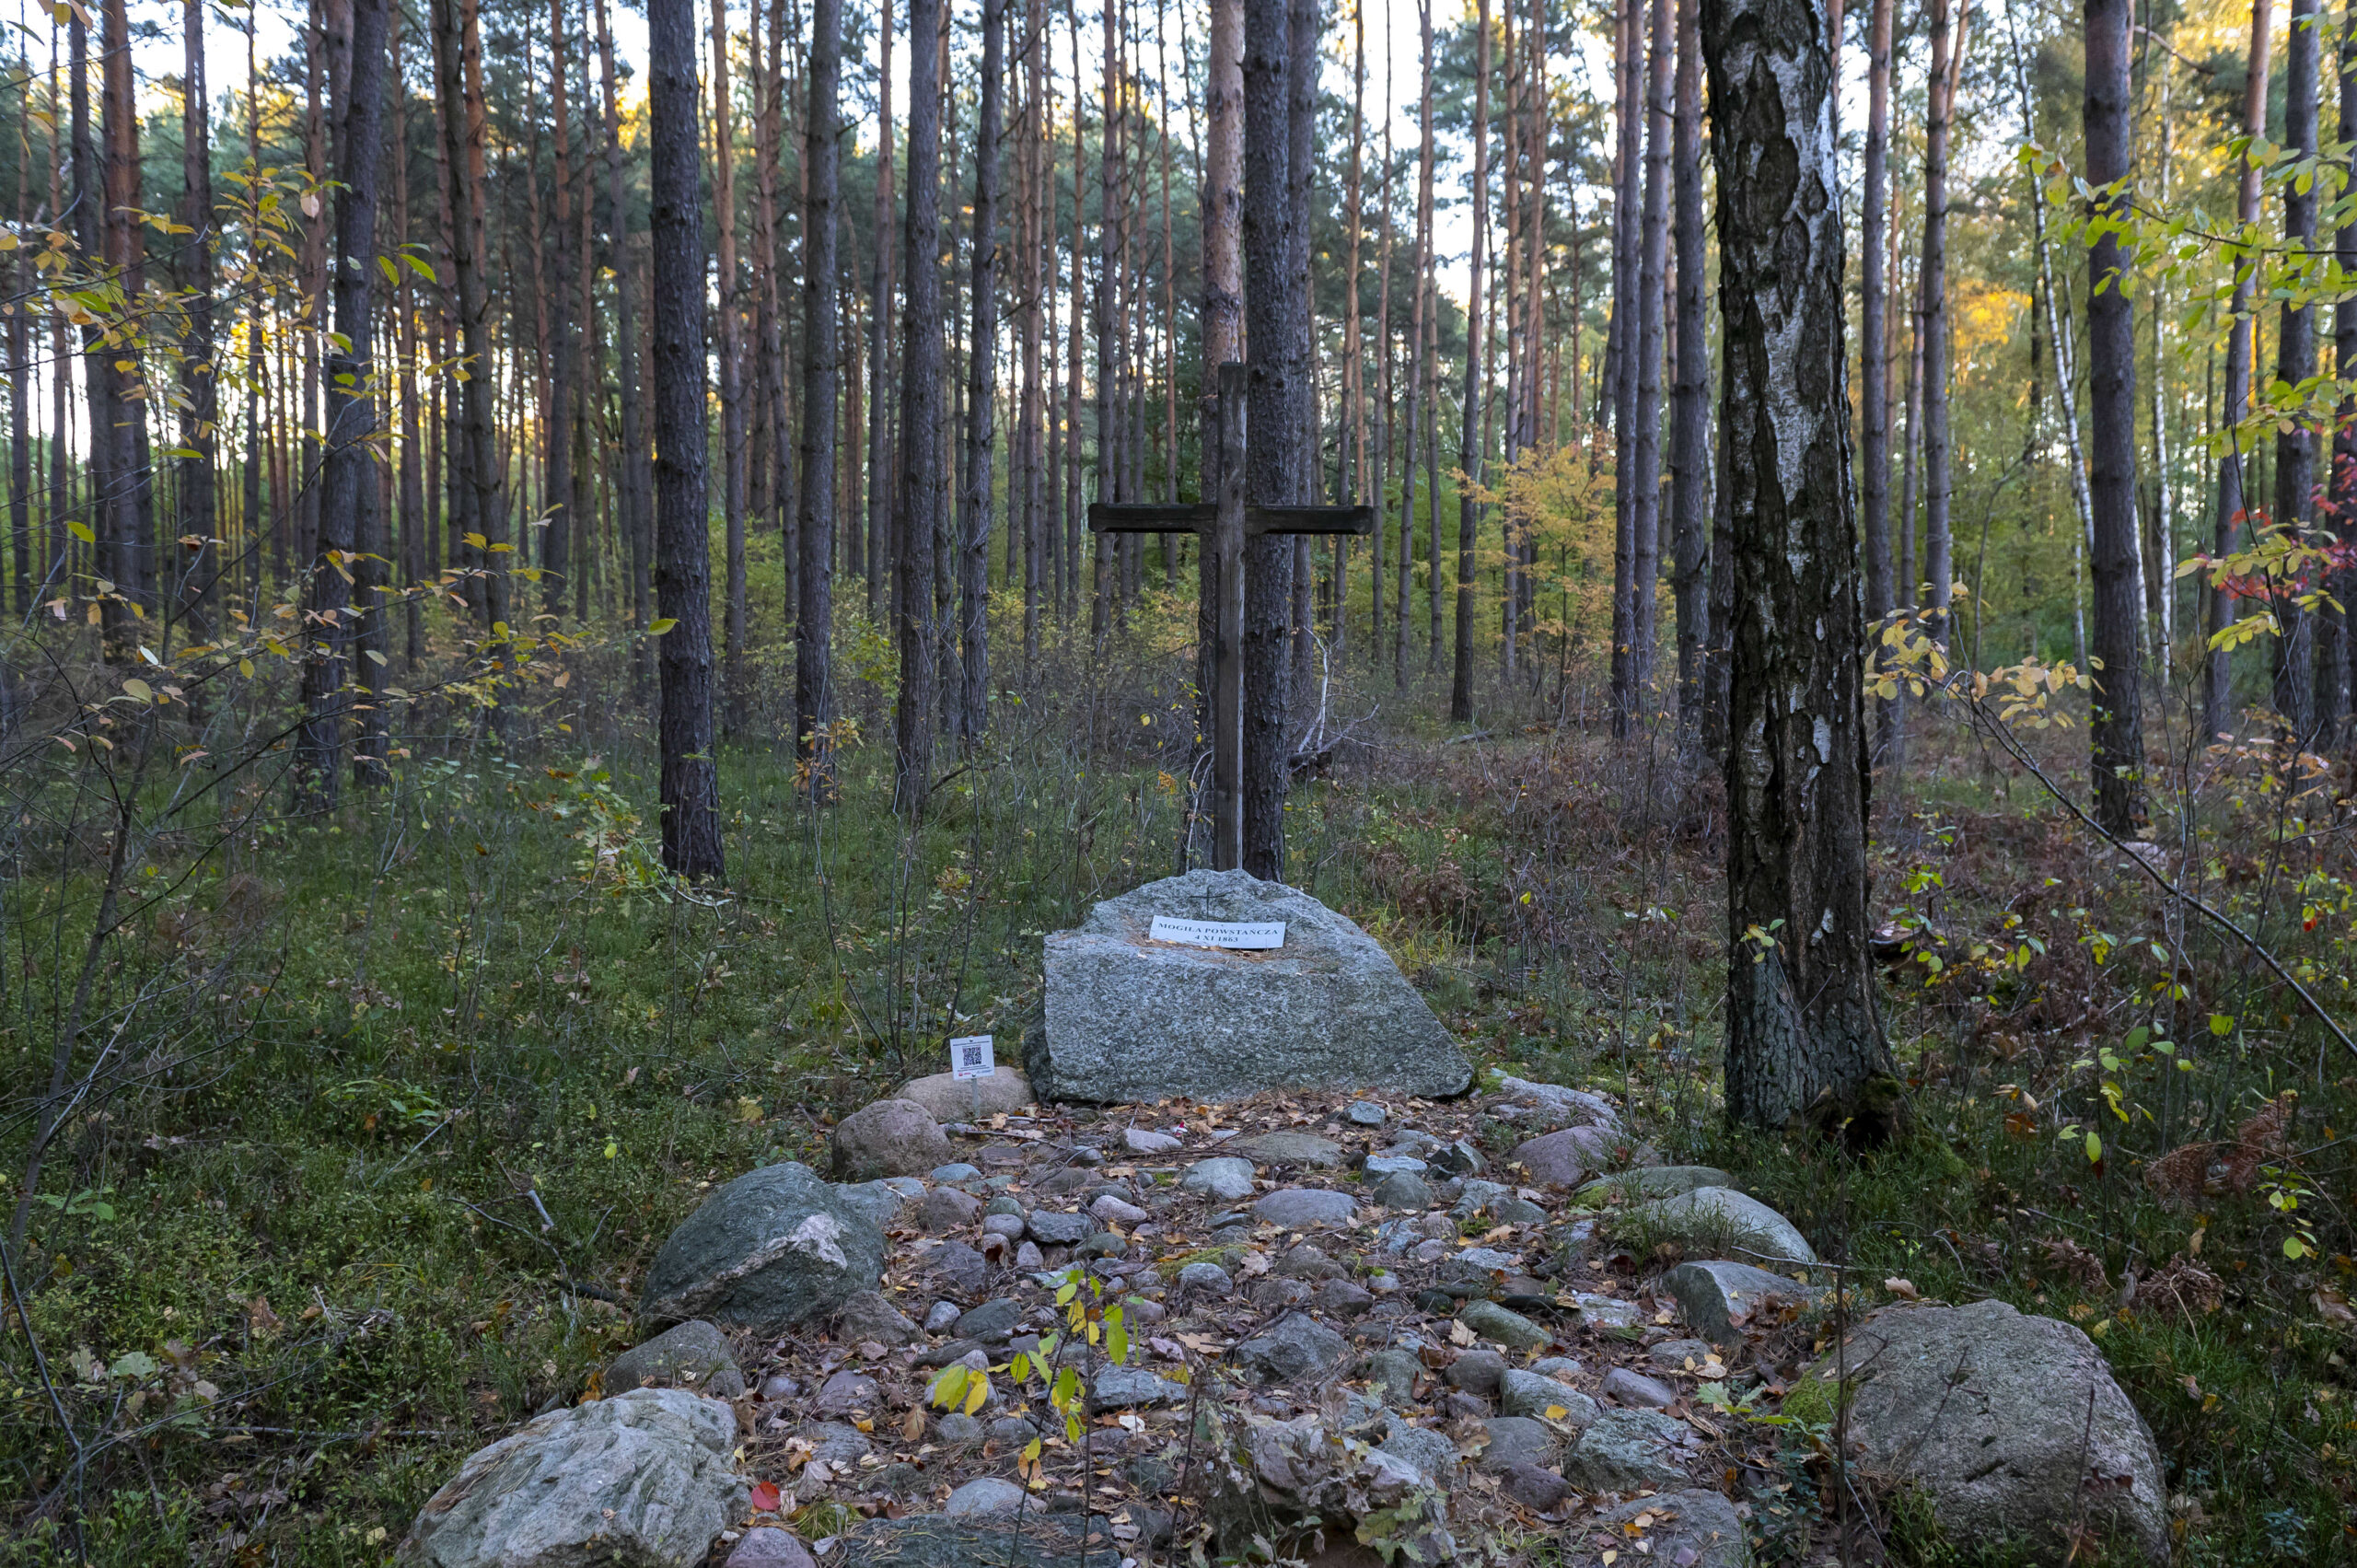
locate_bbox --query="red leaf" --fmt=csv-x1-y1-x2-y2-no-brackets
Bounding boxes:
749,1481,782,1513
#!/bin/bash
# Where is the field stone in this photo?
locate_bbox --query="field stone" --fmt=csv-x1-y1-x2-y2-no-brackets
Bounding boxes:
1457,1299,1548,1351
1500,1463,1570,1512
1236,1313,1349,1384
1598,1491,1751,1568
1252,1189,1359,1228
641,1161,885,1333
1445,1350,1507,1396
944,1478,1028,1517
923,1241,991,1295
759,1373,801,1400
1476,1415,1562,1473
1427,1139,1486,1177
935,1412,983,1444
920,1188,982,1233
1090,1365,1186,1411
1315,1278,1375,1317
1601,1367,1678,1409
833,1180,917,1230
1661,1260,1827,1346
726,1527,819,1568
1035,869,1473,1103
1371,1170,1433,1210
1178,1261,1233,1296
394,1388,744,1568
1562,1408,1689,1493
923,1300,962,1333
1820,1298,2167,1565
803,1423,873,1465
1573,1166,1737,1207
955,1298,1022,1342
1027,1211,1094,1246
1179,1157,1258,1202
1623,1187,1816,1266
1376,1422,1460,1486
1487,1076,1623,1132
1091,1194,1151,1225
1510,1125,1650,1189
1569,1293,1646,1331
1227,1131,1349,1168
981,1214,1027,1244
1123,1127,1184,1155
930,1163,981,1183
605,1319,746,1399
1073,1233,1127,1260
811,1369,881,1416
896,1066,1035,1121
835,1290,920,1347
1346,1101,1387,1126
830,1099,953,1181
1498,1371,1599,1425
1361,1348,1422,1406
1649,1338,1715,1372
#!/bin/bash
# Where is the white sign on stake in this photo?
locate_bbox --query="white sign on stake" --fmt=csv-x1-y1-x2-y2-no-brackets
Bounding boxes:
1147,916,1287,950
949,1034,997,1080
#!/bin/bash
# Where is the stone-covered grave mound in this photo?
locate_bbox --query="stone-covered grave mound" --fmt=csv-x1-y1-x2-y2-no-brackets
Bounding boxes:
396,1072,2169,1568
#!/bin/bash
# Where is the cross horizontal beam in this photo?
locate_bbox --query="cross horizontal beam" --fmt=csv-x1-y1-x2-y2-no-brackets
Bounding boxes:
1087,502,1376,538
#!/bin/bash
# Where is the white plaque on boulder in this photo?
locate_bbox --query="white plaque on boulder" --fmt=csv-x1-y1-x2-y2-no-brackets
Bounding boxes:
1148,915,1286,949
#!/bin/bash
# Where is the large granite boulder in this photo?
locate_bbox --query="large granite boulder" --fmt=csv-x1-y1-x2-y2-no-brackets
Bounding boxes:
1810,1298,2166,1565
642,1162,885,1331
1032,869,1471,1103
396,1388,745,1567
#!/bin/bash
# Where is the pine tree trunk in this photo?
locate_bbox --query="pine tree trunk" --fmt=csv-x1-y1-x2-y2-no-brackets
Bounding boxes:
296,0,388,806
1859,0,1893,629
1703,0,1894,1134
1448,0,1487,724
2084,0,2147,829
177,0,216,641
893,0,946,813
2328,1,2357,740
1607,0,1641,733
542,0,575,621
1919,0,1964,645
957,0,1004,743
649,0,725,876
595,0,650,654
1627,0,1669,714
2205,0,2271,741
434,0,505,632
2274,0,2321,738
1668,0,1708,752
1242,0,1295,877
1285,0,1318,705
797,0,842,796
712,0,747,730
867,0,896,619
1398,4,1432,691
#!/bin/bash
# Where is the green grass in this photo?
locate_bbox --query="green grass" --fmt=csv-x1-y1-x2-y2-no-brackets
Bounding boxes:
4,659,2355,1564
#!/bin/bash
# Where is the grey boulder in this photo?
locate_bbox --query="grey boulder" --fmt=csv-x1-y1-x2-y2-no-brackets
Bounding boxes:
642,1162,884,1332
830,1098,952,1181
895,1066,1035,1121
1090,1365,1186,1411
1498,1370,1598,1424
1236,1312,1349,1384
1225,1131,1348,1168
726,1528,819,1568
1486,1076,1622,1132
395,1388,745,1568
606,1319,746,1399
1621,1186,1816,1265
1662,1260,1826,1346
1033,869,1471,1103
1562,1408,1689,1493
1251,1188,1359,1228
835,1289,921,1346
1597,1492,1750,1568
1818,1298,2166,1565
1573,1166,1737,1206
1179,1156,1257,1202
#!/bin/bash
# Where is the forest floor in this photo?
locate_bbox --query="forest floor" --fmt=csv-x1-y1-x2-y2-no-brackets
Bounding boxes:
5,653,2355,1566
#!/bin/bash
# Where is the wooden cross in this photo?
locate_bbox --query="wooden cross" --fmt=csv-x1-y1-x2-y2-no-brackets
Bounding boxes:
1088,361,1373,872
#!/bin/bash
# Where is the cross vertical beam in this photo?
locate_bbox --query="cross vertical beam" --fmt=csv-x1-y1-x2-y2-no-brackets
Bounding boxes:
1088,361,1371,873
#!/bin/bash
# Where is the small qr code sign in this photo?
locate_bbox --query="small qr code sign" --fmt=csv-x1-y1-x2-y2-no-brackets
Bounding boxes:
950,1034,996,1080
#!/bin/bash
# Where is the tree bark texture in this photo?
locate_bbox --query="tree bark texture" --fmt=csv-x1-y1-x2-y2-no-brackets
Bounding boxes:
649,0,725,877
1241,0,1294,878
2205,0,2270,741
958,0,1004,744
796,0,842,795
1702,0,1894,1132
2275,0,2321,738
893,0,946,815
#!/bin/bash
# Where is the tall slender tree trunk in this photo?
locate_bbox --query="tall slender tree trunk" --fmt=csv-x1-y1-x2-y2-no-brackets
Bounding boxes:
435,0,505,632
2275,0,2322,738
713,0,748,728
1669,0,1708,750
893,0,946,813
596,0,650,654
296,0,389,806
1398,0,1433,691
543,0,576,620
1703,0,1895,1133
1919,0,1967,645
867,0,896,618
1448,0,1488,724
1285,0,1318,703
1607,0,1642,732
2085,0,2147,829
957,0,1004,742
649,0,724,876
178,0,217,641
797,0,842,795
2328,2,2357,742
1627,0,1669,714
2205,0,2272,741
1242,0,1295,877
1859,0,1894,629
